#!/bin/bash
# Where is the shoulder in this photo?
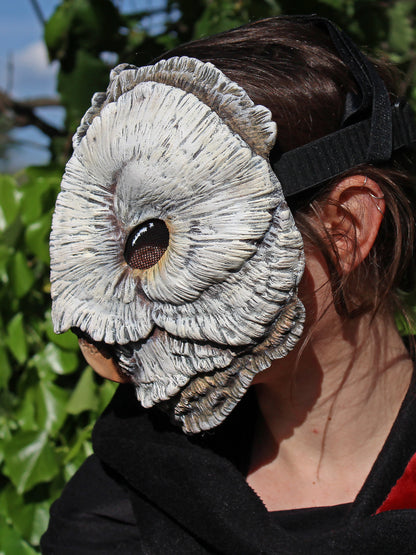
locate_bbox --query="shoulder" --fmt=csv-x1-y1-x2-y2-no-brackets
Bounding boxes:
41,454,142,554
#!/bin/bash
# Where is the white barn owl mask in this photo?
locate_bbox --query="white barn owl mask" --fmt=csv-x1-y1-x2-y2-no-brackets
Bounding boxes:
50,17,416,433
50,56,305,433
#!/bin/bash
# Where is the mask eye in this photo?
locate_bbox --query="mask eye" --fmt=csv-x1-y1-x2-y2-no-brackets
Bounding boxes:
124,219,169,270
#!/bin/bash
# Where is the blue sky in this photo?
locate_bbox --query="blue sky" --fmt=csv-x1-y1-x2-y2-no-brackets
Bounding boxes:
0,0,166,171
0,1,62,170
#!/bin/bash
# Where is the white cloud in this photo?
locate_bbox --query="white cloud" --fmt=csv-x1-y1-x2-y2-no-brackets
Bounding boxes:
16,40,52,72
11,40,59,98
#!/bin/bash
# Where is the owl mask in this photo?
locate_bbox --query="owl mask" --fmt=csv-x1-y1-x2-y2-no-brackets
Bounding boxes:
51,15,416,433
50,56,305,433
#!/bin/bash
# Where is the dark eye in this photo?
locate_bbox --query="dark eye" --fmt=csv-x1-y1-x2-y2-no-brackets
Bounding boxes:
124,219,169,270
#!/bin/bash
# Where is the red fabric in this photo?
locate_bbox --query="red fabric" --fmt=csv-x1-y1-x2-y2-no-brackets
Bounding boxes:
377,452,416,513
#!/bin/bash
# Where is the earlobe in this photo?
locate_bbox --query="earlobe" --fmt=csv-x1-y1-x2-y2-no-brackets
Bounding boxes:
321,175,385,273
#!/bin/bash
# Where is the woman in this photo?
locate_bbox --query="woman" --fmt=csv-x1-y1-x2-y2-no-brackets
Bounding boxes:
42,16,416,554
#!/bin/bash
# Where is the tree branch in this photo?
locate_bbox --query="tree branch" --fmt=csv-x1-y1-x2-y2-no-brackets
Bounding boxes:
20,97,62,108
28,0,46,26
0,90,65,139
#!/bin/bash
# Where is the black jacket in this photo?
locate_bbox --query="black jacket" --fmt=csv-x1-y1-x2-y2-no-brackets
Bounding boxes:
41,375,416,554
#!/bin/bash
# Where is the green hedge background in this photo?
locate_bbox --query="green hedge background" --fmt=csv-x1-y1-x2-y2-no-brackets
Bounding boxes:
1,1,416,552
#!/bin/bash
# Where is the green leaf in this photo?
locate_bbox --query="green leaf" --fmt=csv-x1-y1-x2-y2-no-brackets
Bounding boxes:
0,414,13,464
44,1,74,60
0,175,22,232
23,165,63,182
9,251,35,299
14,387,37,433
66,366,99,414
45,0,123,61
0,344,12,389
19,174,58,226
0,515,37,555
24,212,53,264
193,0,247,38
1,215,23,250
388,0,415,54
36,381,70,436
19,186,45,227
44,311,79,350
0,244,13,286
64,442,93,482
6,313,28,365
3,430,59,494
2,484,50,547
58,49,111,133
97,379,117,412
63,423,94,465
33,342,79,376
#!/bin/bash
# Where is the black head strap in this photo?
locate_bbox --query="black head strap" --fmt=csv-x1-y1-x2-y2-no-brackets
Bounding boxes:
271,16,416,198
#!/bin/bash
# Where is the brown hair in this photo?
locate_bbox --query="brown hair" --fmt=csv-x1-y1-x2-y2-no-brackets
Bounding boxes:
156,17,416,320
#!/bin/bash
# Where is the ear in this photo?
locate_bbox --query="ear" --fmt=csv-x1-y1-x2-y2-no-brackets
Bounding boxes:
320,175,385,273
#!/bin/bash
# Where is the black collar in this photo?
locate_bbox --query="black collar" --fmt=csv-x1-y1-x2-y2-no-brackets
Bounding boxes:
93,372,416,554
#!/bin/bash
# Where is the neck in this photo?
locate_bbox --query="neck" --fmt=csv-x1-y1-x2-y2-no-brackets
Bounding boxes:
247,309,413,510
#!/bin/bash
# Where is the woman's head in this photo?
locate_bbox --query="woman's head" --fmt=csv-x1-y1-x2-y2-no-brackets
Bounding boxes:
156,17,355,152
158,16,416,321
50,16,416,432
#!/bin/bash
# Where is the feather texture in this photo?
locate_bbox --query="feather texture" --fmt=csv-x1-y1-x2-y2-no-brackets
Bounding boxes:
50,57,305,433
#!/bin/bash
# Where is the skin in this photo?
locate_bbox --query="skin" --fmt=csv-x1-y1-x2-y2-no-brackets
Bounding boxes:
81,174,413,510
78,338,129,383
247,175,413,509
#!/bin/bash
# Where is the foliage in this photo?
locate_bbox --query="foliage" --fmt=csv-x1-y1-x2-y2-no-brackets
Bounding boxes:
1,0,416,551
43,0,416,162
0,166,117,552
0,116,16,167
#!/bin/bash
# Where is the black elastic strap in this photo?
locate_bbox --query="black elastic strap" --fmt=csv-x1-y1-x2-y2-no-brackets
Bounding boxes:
323,18,393,161
274,103,416,198
271,16,416,197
